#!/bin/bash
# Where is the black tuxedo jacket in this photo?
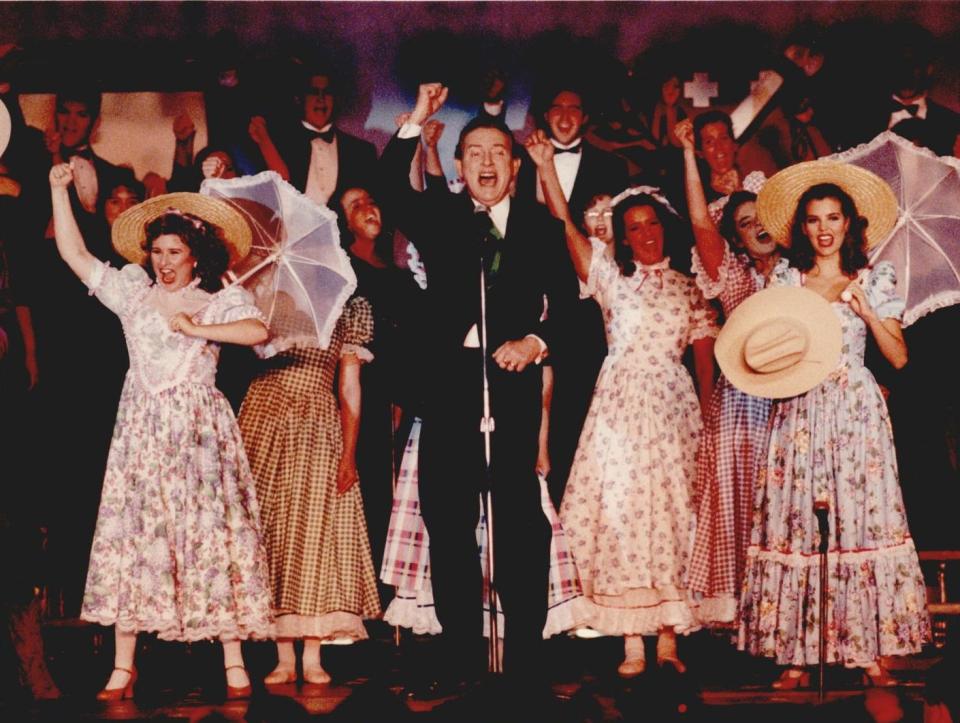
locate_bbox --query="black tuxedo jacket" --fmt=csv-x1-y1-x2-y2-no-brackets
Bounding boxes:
516,139,629,221
380,133,579,396
279,125,379,212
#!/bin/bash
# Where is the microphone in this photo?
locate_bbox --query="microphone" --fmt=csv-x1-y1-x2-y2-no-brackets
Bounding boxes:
814,501,830,554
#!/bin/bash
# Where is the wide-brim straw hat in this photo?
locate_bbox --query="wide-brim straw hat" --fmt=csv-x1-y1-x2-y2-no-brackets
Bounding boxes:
0,98,11,159
756,160,898,250
112,192,252,267
715,286,842,399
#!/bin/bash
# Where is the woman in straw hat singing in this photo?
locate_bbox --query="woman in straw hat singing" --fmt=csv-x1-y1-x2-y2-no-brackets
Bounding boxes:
49,161,273,701
736,161,929,688
526,132,718,677
677,118,783,627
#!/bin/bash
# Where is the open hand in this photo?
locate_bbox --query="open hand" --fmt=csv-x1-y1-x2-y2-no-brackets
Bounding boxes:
49,163,74,188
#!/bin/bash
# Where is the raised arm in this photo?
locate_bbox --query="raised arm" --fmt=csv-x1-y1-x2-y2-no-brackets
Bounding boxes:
248,116,290,181
524,130,592,282
49,163,98,282
379,83,450,248
677,118,726,281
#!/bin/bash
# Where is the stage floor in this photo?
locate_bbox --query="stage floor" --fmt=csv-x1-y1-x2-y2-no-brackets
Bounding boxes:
3,619,947,722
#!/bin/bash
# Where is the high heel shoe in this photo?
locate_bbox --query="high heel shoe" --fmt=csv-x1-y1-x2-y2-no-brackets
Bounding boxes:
771,668,810,690
225,665,253,700
862,665,898,687
96,667,137,702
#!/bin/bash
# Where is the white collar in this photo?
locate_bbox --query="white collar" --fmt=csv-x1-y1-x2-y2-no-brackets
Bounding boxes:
473,196,510,237
551,138,583,151
302,120,334,133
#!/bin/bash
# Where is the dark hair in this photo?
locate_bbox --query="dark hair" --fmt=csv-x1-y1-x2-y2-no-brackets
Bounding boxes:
107,178,145,203
611,193,691,277
337,187,394,267
719,190,758,252
693,110,734,151
142,212,229,293
580,190,616,234
788,182,869,276
54,91,101,123
454,115,515,160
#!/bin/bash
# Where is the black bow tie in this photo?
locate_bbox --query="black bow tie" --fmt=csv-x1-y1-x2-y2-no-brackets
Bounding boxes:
553,144,582,155
308,128,336,144
66,145,94,160
893,101,921,117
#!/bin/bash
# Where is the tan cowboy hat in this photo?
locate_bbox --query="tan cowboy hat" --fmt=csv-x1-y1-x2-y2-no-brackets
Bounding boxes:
756,160,898,250
112,192,252,267
715,286,842,399
0,98,11,159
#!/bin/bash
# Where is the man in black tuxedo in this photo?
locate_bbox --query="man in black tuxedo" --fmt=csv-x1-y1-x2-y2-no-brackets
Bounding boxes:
380,83,578,697
517,86,628,507
249,68,378,214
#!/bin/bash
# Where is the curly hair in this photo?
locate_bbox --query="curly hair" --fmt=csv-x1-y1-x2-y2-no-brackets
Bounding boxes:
612,194,692,277
141,212,229,293
719,190,758,254
787,182,869,276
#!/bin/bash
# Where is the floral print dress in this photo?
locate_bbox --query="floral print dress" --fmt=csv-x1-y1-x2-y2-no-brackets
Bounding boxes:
560,244,718,636
80,262,273,642
737,261,930,666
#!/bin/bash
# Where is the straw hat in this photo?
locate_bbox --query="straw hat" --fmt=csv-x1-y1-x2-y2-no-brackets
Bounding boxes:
0,98,11,159
715,286,842,399
112,192,252,267
756,160,898,249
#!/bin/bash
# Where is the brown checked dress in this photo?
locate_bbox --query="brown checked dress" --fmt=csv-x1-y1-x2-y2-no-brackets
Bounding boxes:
238,296,381,639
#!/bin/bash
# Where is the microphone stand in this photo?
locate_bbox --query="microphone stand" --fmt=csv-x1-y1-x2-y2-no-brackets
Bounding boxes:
478,251,502,674
814,501,830,704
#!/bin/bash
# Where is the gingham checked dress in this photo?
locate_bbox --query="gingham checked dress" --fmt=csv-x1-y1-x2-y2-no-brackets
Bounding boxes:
380,419,591,637
238,296,381,640
560,247,718,636
686,244,782,625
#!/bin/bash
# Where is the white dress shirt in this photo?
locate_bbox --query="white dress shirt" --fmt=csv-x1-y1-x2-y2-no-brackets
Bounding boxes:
303,120,338,206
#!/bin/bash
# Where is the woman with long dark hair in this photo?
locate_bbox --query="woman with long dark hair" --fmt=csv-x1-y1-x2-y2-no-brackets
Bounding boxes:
678,118,783,626
738,163,929,688
50,162,273,701
527,132,717,677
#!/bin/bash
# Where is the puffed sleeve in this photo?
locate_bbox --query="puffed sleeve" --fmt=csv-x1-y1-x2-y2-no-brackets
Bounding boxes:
865,261,905,322
691,241,735,300
206,285,273,358
687,279,720,344
207,284,267,324
340,296,374,363
84,261,151,318
583,237,618,304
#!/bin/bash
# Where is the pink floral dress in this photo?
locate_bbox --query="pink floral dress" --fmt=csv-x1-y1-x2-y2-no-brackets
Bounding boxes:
737,261,930,666
80,262,273,642
560,245,718,636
